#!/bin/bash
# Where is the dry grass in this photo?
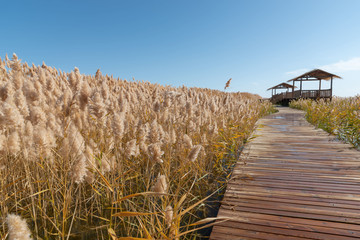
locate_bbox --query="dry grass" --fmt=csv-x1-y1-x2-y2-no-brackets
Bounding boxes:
0,54,274,239
290,97,360,149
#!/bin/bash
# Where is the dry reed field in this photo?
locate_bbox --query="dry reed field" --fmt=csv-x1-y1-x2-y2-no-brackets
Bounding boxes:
0,54,274,239
290,97,360,149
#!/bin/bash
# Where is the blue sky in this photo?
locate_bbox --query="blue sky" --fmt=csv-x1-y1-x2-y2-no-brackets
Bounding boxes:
2,0,360,97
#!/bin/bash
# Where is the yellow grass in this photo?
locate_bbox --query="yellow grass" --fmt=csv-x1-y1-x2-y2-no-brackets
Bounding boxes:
290,97,360,148
0,54,274,239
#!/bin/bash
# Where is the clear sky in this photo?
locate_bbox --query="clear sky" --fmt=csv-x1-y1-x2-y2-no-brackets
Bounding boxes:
2,0,360,97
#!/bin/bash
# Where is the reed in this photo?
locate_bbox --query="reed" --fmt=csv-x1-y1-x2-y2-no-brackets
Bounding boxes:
290,97,360,149
0,54,275,239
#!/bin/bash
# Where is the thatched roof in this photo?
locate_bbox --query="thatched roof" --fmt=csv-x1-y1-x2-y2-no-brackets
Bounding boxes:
267,82,296,91
287,69,341,82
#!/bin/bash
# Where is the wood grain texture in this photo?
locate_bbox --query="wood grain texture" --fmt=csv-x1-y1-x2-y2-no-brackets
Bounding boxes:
210,107,360,240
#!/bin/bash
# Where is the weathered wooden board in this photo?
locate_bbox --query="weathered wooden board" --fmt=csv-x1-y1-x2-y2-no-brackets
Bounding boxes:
210,107,360,240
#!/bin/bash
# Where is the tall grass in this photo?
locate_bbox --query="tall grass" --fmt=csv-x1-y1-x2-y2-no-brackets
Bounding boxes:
290,97,360,149
0,54,274,239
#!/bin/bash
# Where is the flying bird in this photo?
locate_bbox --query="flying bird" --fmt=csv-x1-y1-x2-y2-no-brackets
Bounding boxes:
224,78,232,90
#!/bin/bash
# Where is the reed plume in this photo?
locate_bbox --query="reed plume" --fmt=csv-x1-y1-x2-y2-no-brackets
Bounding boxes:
152,174,168,194
6,214,33,240
187,145,202,162
165,205,173,227
0,54,274,239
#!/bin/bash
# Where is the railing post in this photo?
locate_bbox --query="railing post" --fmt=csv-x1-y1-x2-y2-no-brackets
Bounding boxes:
330,76,333,100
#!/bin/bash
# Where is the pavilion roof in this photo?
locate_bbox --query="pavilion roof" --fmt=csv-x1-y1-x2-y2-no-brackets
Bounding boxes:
267,82,296,91
287,69,341,82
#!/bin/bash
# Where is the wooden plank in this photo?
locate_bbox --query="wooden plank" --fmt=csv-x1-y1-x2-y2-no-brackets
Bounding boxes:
217,208,360,232
227,181,360,194
222,198,360,217
212,226,310,240
223,194,360,210
215,221,360,240
221,201,360,220
225,188,360,201
233,175,360,185
234,178,360,189
220,204,360,223
210,107,360,240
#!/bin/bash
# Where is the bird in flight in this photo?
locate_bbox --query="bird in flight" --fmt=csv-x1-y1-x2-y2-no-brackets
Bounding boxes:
224,78,232,90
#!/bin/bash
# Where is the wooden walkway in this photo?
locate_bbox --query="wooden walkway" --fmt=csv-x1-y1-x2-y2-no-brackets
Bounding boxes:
210,107,360,240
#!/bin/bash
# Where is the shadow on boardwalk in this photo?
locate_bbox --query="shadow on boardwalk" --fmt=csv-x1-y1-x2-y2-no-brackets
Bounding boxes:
210,107,360,240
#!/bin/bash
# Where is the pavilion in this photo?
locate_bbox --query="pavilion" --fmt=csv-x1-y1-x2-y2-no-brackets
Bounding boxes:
267,82,295,97
268,69,341,104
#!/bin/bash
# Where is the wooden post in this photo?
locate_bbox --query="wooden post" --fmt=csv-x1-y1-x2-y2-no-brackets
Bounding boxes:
292,80,295,98
300,79,303,98
319,79,321,98
330,76,333,100
271,89,273,97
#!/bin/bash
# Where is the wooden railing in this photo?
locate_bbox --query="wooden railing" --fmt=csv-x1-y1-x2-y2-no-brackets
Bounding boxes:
293,89,332,98
271,89,332,103
271,92,292,103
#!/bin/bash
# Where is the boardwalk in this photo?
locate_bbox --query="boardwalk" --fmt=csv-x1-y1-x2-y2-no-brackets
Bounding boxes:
210,107,360,240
